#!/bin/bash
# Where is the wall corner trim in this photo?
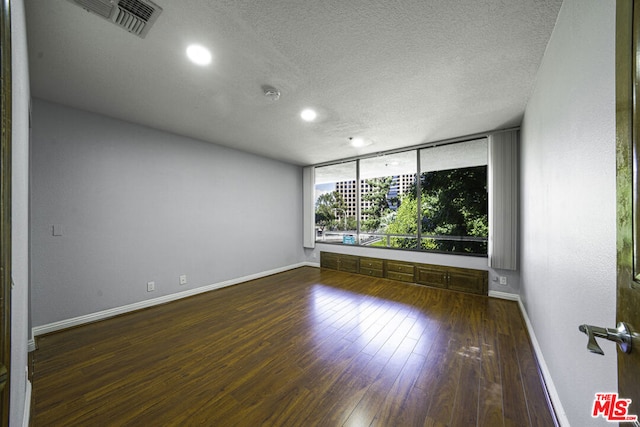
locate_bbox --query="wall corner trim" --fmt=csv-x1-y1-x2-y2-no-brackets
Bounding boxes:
490,291,569,426
22,380,31,427
31,262,317,338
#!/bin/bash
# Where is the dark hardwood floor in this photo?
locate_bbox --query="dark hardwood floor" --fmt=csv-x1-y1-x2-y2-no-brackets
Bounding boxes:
30,266,556,426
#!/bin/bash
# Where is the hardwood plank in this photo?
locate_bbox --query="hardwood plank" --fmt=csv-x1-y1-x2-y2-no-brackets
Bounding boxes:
449,337,481,427
498,331,532,427
478,314,505,427
370,350,427,426
313,353,386,426
342,335,418,426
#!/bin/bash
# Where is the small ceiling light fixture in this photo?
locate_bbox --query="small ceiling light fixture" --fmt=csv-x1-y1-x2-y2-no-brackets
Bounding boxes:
300,108,317,122
262,85,281,101
186,44,212,66
349,137,371,148
349,137,365,147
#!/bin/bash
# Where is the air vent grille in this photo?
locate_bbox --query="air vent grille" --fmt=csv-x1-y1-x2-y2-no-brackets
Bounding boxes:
67,0,162,38
118,0,154,21
114,9,147,35
71,0,116,19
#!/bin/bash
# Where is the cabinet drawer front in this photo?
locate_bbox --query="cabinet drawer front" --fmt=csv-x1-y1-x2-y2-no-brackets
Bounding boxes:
360,268,384,278
448,270,487,295
415,266,448,289
338,256,359,273
320,253,339,270
386,271,414,283
360,257,384,270
386,261,415,274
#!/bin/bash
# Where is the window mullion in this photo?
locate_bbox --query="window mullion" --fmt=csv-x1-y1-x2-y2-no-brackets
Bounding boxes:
416,149,422,249
356,159,361,243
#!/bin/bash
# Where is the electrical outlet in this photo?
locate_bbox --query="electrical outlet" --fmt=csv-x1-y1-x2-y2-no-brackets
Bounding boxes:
147,281,155,292
179,275,187,285
499,276,508,286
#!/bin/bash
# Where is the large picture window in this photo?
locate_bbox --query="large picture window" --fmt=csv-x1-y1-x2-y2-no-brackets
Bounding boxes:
419,139,488,254
314,139,488,255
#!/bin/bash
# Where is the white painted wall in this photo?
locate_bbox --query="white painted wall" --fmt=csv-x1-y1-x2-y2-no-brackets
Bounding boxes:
30,99,305,328
520,0,616,425
10,0,31,425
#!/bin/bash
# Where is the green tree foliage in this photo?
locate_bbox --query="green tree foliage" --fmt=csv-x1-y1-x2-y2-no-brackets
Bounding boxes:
361,177,393,232
386,195,418,249
386,166,488,254
421,166,487,253
315,191,349,231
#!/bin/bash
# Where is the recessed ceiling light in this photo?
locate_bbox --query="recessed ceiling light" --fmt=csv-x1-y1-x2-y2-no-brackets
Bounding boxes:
349,137,372,148
350,137,365,147
186,44,212,66
300,109,317,122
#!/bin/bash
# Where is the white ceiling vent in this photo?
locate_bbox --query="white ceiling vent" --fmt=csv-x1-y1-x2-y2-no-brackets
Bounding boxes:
68,0,163,38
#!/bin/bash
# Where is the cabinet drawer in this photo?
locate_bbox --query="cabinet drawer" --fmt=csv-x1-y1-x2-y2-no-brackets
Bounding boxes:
338,255,359,273
360,268,384,278
415,265,448,289
320,252,339,270
386,261,415,275
386,270,414,282
448,268,487,295
360,257,384,270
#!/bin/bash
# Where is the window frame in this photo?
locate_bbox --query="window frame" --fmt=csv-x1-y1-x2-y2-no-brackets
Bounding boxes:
313,137,490,257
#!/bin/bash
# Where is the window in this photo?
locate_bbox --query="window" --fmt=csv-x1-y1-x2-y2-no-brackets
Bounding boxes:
314,162,357,244
360,151,417,249
419,139,488,254
314,139,488,255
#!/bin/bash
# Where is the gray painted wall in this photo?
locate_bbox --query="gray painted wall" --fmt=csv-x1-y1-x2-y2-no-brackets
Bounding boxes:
11,0,31,425
520,0,617,425
30,99,304,328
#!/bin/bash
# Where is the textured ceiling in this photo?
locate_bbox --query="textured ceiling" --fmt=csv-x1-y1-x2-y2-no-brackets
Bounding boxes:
25,0,562,166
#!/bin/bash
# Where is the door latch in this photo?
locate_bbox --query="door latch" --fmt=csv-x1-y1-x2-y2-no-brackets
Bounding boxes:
578,322,632,355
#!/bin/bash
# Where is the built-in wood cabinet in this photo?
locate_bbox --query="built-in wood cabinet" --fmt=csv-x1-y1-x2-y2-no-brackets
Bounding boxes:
446,267,487,294
385,260,415,283
320,252,359,273
415,263,487,295
415,264,448,289
320,252,488,295
359,257,384,277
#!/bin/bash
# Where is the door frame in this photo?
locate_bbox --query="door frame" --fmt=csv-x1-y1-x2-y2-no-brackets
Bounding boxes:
0,0,11,425
616,0,640,421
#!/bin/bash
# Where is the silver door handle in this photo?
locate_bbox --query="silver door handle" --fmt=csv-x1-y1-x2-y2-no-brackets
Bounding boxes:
578,322,632,355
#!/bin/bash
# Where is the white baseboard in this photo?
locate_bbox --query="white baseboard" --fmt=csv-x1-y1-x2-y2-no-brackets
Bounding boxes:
517,298,570,426
32,262,316,337
22,379,31,427
492,292,569,426
27,338,36,353
488,290,520,301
